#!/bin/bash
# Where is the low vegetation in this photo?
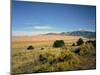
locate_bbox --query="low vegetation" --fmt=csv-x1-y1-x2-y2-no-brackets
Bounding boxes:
12,36,96,74
53,40,65,48
77,38,84,46
86,40,96,48
27,45,34,50
72,43,75,46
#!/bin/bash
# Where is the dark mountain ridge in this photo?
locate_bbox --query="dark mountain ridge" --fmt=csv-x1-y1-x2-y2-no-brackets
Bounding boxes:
61,30,96,38
44,30,96,38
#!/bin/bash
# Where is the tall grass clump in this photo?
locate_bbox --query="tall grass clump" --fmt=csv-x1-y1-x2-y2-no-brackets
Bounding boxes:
80,43,95,56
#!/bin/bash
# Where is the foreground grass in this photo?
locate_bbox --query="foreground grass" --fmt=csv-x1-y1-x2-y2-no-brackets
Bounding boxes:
11,37,96,74
11,36,96,74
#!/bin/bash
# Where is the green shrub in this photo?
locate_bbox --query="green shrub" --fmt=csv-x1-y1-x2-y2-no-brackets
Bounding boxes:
77,38,84,46
53,40,65,48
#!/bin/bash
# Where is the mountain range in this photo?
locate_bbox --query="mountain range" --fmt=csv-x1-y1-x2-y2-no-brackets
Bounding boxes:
45,30,96,38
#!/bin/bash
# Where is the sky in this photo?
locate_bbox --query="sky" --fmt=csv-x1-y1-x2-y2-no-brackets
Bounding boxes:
12,0,96,36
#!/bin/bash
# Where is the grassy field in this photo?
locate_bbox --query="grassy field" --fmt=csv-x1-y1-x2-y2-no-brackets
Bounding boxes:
11,35,96,74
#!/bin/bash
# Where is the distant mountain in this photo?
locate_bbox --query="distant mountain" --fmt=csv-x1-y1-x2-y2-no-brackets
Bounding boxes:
44,33,59,35
61,30,96,38
44,30,96,38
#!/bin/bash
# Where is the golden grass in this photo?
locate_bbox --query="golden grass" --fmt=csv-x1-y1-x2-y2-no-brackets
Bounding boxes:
11,35,96,74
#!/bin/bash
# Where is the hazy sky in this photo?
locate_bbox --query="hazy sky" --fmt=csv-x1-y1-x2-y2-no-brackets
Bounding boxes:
12,1,96,36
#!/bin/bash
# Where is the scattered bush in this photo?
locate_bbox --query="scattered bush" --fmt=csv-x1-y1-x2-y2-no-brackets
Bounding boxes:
72,43,75,46
46,66,55,72
27,45,34,50
80,43,95,56
58,50,73,62
39,54,47,64
13,39,96,74
68,56,80,66
86,40,92,43
41,48,44,50
55,62,70,71
53,40,65,48
92,40,96,48
86,40,96,48
47,56,56,65
77,38,84,46
55,61,79,71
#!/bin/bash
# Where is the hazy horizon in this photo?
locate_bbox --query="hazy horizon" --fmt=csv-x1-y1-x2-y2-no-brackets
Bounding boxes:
12,1,96,36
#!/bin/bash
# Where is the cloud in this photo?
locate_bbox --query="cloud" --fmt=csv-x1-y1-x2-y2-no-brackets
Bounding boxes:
33,26,52,30
12,30,58,36
23,24,53,30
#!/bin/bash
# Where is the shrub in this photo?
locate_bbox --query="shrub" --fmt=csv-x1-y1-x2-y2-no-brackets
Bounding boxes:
39,54,47,64
46,66,55,72
27,45,34,50
41,48,44,50
55,61,76,71
77,38,84,46
72,43,75,46
80,43,95,56
53,40,65,48
86,40,96,48
58,50,81,66
58,50,73,62
55,62,69,71
68,56,80,66
86,40,92,43
92,40,96,48
47,56,56,65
